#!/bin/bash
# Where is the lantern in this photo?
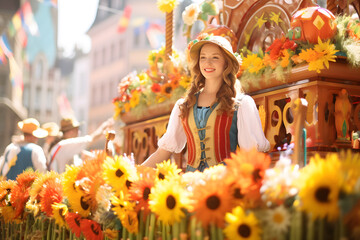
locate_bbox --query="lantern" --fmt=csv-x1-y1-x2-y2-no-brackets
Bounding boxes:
288,6,337,44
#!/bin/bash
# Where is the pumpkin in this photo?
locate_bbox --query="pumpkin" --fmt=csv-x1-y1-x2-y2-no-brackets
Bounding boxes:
288,6,337,44
198,25,238,52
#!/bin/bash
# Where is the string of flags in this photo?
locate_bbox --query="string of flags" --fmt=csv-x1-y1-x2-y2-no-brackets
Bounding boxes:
117,5,165,49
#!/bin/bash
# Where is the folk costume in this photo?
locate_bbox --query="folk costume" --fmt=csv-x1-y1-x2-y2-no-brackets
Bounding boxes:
0,118,48,180
158,94,270,172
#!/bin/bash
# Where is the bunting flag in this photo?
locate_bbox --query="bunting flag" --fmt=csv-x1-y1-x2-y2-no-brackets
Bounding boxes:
22,1,39,36
8,55,23,91
146,23,165,49
117,5,132,33
0,35,13,58
57,93,75,118
0,45,7,65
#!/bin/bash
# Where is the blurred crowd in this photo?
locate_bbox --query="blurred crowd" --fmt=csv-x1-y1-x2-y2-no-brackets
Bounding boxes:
0,116,115,180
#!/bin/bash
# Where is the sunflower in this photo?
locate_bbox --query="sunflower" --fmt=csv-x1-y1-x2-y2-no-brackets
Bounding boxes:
39,178,63,217
62,165,81,199
80,219,103,240
241,53,264,74
157,0,178,13
149,178,191,225
224,206,262,240
313,38,338,69
111,191,136,218
121,210,139,234
261,205,290,235
160,82,173,98
0,180,16,206
296,153,342,221
339,150,360,194
0,206,16,223
29,171,60,202
65,212,83,238
179,75,191,89
11,171,38,218
191,178,233,228
68,192,92,218
52,203,68,227
103,155,138,194
155,159,181,181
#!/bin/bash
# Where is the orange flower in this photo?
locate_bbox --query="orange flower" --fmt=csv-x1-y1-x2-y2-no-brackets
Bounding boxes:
81,219,103,240
263,54,277,69
128,168,156,217
191,178,233,228
280,49,290,68
39,178,63,217
65,212,83,238
160,82,173,98
11,171,38,218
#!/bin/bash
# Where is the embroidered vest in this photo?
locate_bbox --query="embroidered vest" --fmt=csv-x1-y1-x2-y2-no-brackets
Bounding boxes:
6,144,34,180
181,103,234,168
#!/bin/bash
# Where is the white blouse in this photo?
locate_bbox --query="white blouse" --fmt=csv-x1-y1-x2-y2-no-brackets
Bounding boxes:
158,95,270,153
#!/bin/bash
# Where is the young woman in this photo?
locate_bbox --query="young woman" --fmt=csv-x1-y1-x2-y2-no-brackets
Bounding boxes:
142,35,270,172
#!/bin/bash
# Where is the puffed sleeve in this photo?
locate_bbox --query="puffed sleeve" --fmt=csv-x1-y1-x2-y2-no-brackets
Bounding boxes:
237,95,270,152
157,99,187,153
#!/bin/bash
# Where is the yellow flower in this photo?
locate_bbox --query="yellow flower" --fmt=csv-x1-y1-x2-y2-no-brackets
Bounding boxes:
111,191,136,217
129,90,140,108
0,206,16,223
138,72,149,85
124,102,131,112
179,75,191,89
155,159,182,181
149,179,191,225
121,211,139,233
103,156,138,194
296,154,342,221
157,0,178,13
224,206,262,240
241,54,264,74
314,38,338,69
339,150,360,194
62,165,81,199
52,203,68,227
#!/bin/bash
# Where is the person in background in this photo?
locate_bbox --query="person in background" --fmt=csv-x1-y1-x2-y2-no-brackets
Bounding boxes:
42,122,61,161
142,35,270,172
0,118,48,180
48,117,113,173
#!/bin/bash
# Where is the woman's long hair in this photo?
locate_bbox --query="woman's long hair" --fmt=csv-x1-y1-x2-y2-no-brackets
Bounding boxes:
179,44,240,118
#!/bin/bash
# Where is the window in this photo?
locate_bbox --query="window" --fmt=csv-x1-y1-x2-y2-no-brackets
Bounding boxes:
35,86,41,110
46,89,53,110
102,47,107,65
34,59,43,80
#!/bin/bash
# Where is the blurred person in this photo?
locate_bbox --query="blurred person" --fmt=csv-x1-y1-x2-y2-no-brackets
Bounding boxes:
0,118,48,180
42,122,61,160
48,117,113,173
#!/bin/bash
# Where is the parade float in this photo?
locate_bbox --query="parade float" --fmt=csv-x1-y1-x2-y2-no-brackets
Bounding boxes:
1,0,360,239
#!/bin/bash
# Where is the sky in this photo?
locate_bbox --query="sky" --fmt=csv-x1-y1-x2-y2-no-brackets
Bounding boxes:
58,0,99,55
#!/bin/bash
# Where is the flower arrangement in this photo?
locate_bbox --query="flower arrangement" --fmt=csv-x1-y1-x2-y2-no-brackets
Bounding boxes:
238,15,360,89
112,46,191,119
182,0,219,41
1,148,360,239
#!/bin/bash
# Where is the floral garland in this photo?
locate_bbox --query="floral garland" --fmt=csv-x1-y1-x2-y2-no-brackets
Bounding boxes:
239,16,360,89
1,148,360,239
112,46,191,119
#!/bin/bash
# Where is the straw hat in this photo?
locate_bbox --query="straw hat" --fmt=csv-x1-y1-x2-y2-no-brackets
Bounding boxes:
42,122,60,137
60,117,81,132
189,35,240,73
17,118,48,138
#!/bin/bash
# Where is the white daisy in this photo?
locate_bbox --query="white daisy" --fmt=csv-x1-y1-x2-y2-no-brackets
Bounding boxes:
262,205,291,235
182,3,200,26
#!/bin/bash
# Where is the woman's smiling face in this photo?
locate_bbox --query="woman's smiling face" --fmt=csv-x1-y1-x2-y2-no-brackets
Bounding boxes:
199,43,226,81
